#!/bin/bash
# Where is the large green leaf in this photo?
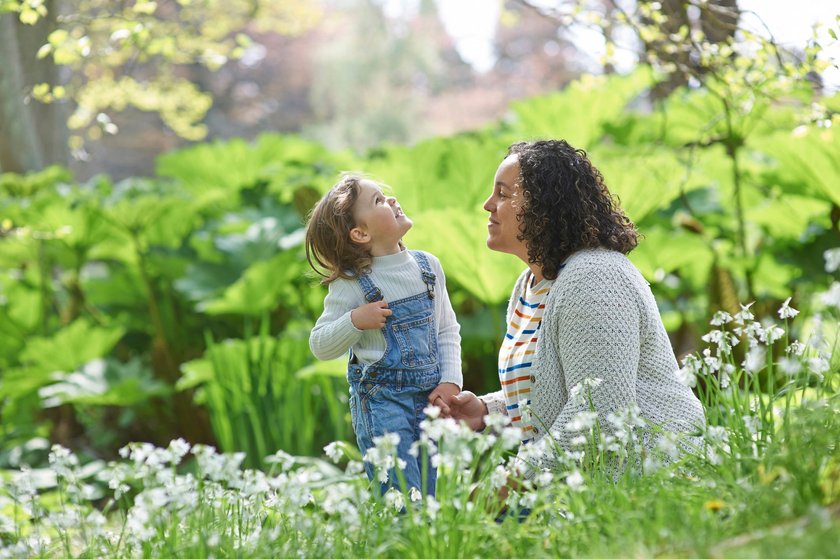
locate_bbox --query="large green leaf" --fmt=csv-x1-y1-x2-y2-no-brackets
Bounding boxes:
19,318,125,374
365,132,504,214
199,250,307,315
507,69,653,150
405,208,522,305
755,125,840,206
38,357,170,408
629,228,714,290
156,133,358,200
590,146,703,225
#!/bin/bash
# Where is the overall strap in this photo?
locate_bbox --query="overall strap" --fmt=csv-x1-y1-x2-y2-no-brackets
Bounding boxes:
356,272,383,303
410,250,436,300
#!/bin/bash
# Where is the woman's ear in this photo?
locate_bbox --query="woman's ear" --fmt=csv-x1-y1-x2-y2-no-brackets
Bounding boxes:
349,226,370,245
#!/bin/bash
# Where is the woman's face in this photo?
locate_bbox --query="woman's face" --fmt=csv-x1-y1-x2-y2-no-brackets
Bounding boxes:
483,154,528,261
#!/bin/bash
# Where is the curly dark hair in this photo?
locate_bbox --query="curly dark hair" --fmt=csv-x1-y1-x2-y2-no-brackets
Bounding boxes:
507,140,638,280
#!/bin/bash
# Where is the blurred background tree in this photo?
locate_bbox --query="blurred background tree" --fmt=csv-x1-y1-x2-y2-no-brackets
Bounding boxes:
0,0,320,173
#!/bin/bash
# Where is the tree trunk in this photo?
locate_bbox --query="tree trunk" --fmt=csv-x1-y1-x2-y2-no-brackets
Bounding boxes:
0,13,45,173
0,2,68,174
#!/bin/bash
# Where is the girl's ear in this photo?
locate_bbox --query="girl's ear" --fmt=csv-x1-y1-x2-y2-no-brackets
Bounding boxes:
349,226,370,245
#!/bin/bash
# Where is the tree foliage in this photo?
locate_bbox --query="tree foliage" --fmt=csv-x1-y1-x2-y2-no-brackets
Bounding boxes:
0,0,321,171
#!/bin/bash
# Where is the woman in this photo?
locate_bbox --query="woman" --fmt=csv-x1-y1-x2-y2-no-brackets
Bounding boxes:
441,140,705,476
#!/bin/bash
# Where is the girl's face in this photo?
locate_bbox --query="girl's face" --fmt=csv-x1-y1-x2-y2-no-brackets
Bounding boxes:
483,155,528,261
350,180,412,256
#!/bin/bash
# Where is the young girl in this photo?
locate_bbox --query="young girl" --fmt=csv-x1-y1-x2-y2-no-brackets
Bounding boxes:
306,174,462,497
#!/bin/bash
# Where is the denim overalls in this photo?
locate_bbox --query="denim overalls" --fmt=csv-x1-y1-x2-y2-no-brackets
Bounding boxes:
347,250,441,497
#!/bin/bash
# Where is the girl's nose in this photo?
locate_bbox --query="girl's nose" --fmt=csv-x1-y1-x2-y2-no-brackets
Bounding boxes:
387,196,397,206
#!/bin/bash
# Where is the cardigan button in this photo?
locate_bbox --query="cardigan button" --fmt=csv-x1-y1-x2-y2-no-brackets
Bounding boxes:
530,374,536,383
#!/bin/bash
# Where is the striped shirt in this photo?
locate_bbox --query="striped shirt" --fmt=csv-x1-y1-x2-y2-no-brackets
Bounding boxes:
498,271,554,443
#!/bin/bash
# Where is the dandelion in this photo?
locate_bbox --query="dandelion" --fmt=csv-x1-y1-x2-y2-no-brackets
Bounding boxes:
824,247,840,273
777,297,799,320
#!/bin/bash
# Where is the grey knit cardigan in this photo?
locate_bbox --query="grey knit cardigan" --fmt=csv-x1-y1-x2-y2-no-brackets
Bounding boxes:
480,248,706,471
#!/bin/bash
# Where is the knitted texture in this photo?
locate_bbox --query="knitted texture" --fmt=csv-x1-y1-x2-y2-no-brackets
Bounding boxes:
481,248,705,472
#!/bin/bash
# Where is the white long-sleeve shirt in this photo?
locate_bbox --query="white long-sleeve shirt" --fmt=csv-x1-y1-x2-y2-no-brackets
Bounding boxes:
309,249,462,387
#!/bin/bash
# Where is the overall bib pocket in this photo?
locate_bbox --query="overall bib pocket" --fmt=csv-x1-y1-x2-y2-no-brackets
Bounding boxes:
392,314,437,368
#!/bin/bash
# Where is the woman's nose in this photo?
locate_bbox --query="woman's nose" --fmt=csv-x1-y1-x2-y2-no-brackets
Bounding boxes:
482,195,493,212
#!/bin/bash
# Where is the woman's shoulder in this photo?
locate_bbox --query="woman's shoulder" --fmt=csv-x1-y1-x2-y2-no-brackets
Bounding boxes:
554,248,646,294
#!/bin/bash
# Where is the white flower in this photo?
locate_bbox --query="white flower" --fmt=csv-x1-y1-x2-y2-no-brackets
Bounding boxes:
490,465,508,490
408,486,422,503
824,248,840,273
710,311,733,326
743,346,765,374
807,357,830,376
383,488,404,511
534,470,554,487
778,357,802,376
734,302,755,325
565,411,598,432
759,323,785,345
323,442,343,464
777,297,799,320
565,470,585,491
702,348,721,372
819,282,840,310
424,404,441,419
742,415,759,435
785,341,805,356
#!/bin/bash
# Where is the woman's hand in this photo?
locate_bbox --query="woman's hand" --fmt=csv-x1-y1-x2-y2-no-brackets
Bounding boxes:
442,391,487,432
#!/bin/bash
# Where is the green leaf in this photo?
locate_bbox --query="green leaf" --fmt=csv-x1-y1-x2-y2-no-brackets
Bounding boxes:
630,228,714,290
200,250,307,315
364,132,504,215
508,69,653,150
38,357,169,407
295,358,347,379
405,209,522,305
755,126,840,206
20,319,125,374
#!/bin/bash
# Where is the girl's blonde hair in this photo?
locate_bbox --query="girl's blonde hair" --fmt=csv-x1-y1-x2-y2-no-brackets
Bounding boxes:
305,174,373,284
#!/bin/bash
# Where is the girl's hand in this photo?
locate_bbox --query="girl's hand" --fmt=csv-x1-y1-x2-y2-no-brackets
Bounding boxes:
350,300,392,330
427,383,460,415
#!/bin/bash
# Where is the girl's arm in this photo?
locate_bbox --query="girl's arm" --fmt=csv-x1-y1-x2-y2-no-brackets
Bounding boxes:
428,253,463,388
309,281,364,360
